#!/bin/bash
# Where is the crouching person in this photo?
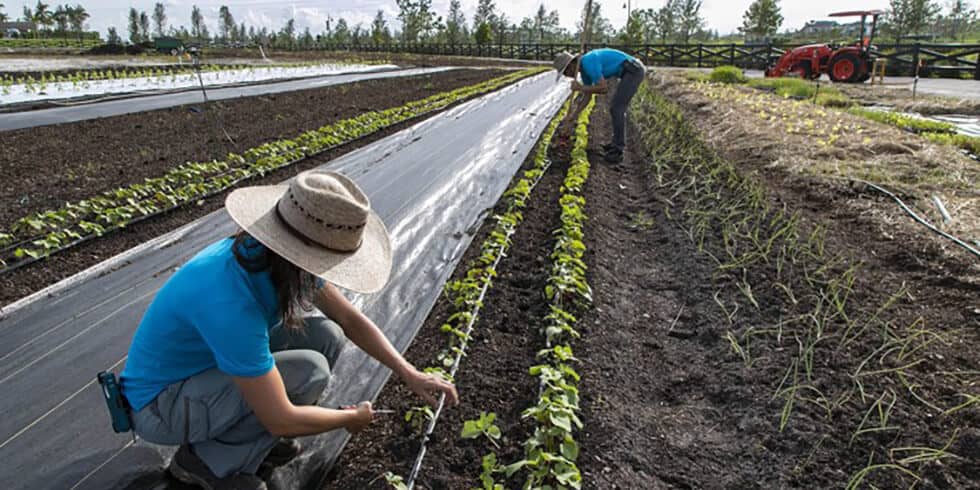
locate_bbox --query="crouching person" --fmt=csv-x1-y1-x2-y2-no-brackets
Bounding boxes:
120,171,458,489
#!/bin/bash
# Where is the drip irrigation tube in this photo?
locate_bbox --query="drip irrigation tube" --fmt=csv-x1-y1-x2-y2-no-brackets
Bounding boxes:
403,147,558,490
852,179,980,259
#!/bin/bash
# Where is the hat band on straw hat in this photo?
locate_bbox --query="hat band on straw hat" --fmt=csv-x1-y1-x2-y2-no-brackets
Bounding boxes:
276,190,365,252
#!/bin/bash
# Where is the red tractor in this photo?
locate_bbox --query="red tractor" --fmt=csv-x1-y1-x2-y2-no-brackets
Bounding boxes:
766,10,884,83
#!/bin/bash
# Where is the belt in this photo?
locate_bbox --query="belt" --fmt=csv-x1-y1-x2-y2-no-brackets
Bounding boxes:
623,58,645,73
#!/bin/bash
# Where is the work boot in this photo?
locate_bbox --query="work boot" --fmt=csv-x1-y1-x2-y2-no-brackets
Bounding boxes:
168,445,268,490
604,148,624,164
601,142,616,153
262,438,303,467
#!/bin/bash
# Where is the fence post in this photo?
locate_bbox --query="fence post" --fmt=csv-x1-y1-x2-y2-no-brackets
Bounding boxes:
697,43,703,67
669,45,676,66
975,49,980,80
729,43,736,66
911,42,921,78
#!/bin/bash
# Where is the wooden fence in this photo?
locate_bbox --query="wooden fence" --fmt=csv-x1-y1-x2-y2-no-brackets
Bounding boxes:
300,42,980,80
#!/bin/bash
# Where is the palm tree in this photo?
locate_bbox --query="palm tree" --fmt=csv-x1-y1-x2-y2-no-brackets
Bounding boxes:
53,4,69,37
0,4,9,25
33,1,53,36
67,4,88,41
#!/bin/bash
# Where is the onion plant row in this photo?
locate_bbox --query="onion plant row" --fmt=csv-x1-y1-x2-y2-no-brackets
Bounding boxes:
630,83,973,488
0,68,545,274
387,96,571,490
489,95,596,490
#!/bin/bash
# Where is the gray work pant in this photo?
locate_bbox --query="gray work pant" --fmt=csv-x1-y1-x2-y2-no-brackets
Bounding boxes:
610,59,647,153
131,316,346,478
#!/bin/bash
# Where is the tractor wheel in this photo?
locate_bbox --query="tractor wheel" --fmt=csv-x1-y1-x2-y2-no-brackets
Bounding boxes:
829,53,864,83
856,72,871,83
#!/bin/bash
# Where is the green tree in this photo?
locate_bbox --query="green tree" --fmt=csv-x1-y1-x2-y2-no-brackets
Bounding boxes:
333,18,350,43
739,0,783,40
139,11,149,41
474,21,493,44
940,0,974,39
445,0,466,44
152,2,166,37
280,18,295,47
0,4,7,25
533,4,560,42
106,26,121,44
190,5,204,41
127,7,140,43
676,0,705,43
886,0,941,41
577,2,613,43
67,4,88,40
396,0,439,42
218,6,234,42
52,5,68,34
473,0,496,28
370,10,391,44
619,10,644,45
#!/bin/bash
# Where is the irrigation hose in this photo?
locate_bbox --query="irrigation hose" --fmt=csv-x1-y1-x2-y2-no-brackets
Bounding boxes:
851,178,980,259
403,146,559,490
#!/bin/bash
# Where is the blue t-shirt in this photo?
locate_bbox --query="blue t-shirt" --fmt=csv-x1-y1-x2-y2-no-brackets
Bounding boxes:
121,237,280,411
580,48,637,86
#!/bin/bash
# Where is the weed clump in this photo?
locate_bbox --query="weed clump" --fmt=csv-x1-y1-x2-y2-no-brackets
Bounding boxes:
709,65,747,84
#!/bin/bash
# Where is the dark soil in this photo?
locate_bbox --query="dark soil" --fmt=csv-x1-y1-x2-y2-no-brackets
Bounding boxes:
324,88,979,490
0,69,508,307
322,100,573,490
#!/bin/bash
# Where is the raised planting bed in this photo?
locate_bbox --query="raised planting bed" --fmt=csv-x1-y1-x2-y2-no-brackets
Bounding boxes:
322,95,601,489
0,62,396,105
575,82,978,489
0,68,528,306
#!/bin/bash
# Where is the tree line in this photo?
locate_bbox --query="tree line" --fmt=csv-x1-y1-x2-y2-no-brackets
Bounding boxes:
2,0,978,47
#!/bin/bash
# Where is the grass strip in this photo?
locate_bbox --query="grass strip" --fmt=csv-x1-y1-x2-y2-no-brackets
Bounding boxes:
0,68,546,273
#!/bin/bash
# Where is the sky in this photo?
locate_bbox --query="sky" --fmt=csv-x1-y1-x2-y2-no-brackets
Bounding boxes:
1,0,898,38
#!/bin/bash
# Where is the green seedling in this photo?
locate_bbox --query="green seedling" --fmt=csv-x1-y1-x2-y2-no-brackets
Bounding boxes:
461,411,502,448
404,405,433,436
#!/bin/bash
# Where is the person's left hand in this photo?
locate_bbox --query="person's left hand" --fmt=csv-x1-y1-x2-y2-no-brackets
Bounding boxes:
404,369,459,408
570,80,583,92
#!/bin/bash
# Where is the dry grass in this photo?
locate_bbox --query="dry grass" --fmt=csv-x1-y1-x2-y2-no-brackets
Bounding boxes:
655,72,980,254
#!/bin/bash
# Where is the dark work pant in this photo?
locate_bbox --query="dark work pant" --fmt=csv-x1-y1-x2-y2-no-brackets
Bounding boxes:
610,59,647,153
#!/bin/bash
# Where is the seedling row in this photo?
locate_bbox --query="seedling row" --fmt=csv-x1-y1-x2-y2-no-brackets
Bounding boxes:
0,68,544,274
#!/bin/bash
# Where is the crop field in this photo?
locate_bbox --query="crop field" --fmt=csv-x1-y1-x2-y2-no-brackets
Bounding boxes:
0,50,977,490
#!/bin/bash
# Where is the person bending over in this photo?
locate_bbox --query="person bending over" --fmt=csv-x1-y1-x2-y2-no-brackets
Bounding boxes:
554,48,648,164
120,171,458,490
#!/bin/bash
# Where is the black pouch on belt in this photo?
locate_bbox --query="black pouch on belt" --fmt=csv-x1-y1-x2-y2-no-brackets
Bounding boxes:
97,371,133,433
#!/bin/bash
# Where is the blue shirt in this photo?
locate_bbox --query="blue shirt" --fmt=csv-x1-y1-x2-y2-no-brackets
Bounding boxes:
121,237,280,411
580,48,637,86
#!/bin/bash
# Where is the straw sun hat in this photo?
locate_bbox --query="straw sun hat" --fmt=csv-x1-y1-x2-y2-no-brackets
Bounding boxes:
553,50,577,81
226,171,392,294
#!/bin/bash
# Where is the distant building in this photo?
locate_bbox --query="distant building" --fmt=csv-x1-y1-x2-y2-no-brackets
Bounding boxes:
1,21,35,38
800,20,839,35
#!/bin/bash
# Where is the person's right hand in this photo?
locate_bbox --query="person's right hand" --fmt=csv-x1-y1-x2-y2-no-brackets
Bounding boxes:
344,401,375,433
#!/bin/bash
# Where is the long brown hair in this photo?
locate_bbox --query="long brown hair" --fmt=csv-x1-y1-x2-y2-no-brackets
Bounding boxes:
232,231,314,328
